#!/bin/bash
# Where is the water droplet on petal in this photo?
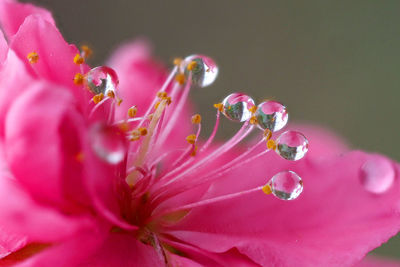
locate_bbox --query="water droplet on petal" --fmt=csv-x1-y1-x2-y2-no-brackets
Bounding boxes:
90,124,126,164
221,93,255,122
255,100,288,132
360,155,395,194
276,131,309,160
267,171,303,200
183,55,218,87
86,66,119,95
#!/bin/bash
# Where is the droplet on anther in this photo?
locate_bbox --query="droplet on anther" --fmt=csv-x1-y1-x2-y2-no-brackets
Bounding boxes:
182,55,218,87
90,124,126,164
267,171,303,200
221,93,255,122
360,155,395,194
275,131,308,161
255,101,288,132
85,66,119,96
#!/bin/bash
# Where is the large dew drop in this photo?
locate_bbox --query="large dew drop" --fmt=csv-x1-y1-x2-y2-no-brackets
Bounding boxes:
275,131,308,160
85,66,119,95
267,171,303,200
221,93,255,122
255,100,288,132
90,124,126,164
360,155,395,194
183,55,218,87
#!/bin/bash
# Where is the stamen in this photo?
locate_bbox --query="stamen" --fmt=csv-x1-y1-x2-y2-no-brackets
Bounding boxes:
191,114,202,124
107,90,115,99
93,93,104,104
27,52,39,64
186,61,198,71
149,185,265,222
267,139,276,150
213,103,223,112
175,73,185,85
249,116,257,124
73,73,84,85
128,106,138,118
185,134,197,145
81,45,93,59
263,129,272,140
262,184,272,195
173,57,183,66
73,53,84,65
127,99,169,186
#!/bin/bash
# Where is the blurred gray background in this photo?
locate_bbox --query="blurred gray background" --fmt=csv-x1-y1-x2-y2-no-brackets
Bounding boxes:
24,0,400,259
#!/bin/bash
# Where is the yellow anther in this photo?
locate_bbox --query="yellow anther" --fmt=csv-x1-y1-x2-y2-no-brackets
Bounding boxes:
214,103,224,112
130,130,141,141
73,73,84,85
117,98,123,106
190,145,198,157
27,52,39,64
186,134,197,145
249,116,258,125
164,96,172,105
81,45,93,59
267,139,277,150
93,93,104,104
187,61,198,71
157,91,168,98
107,90,115,99
154,101,160,110
118,122,130,132
175,73,186,85
73,53,84,65
74,152,85,162
173,57,183,66
262,184,272,195
138,127,148,136
128,106,137,118
249,105,257,114
263,129,272,140
191,114,202,124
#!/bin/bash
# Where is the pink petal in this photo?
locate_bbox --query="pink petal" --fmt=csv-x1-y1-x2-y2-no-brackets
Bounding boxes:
0,226,27,259
356,256,400,267
0,30,8,63
0,177,92,243
4,81,86,208
167,150,400,266
0,0,55,39
13,229,105,267
10,15,89,104
0,48,34,136
81,232,163,267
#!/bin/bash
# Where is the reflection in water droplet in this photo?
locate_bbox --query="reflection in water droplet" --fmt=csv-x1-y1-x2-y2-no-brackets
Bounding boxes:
276,131,309,161
267,171,303,200
86,66,119,95
255,100,288,132
183,55,218,87
90,124,126,164
360,155,395,194
221,93,255,122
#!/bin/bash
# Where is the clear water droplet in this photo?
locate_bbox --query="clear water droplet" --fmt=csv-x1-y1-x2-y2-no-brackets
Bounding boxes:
221,93,255,122
183,55,218,87
90,124,126,164
276,131,309,160
255,100,288,132
267,171,303,200
85,66,119,95
360,155,395,194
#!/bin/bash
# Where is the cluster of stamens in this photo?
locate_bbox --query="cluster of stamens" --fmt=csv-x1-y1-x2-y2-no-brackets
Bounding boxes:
26,48,309,226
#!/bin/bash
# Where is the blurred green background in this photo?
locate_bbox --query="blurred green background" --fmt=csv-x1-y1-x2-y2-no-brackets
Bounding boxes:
25,0,400,260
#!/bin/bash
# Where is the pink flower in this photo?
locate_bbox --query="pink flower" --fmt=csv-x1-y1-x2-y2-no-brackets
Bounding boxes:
0,1,400,266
